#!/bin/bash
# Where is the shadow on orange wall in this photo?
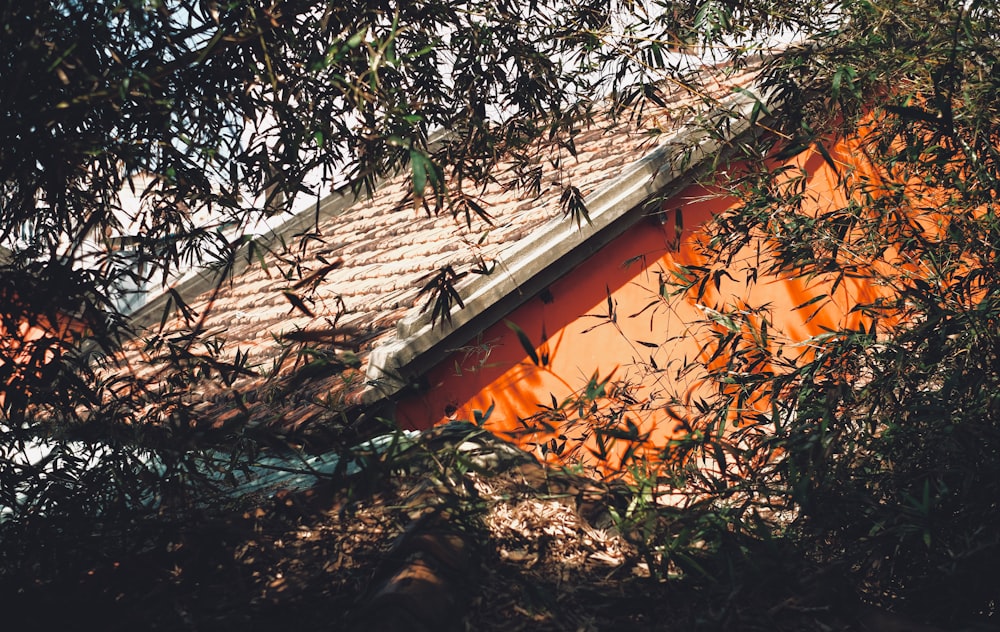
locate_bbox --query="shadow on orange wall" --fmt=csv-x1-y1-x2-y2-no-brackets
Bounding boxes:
395,139,896,471
0,280,89,413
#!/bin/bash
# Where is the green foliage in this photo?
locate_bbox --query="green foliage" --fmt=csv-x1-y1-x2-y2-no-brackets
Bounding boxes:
418,265,468,326
559,184,591,227
0,0,715,595
654,9,1000,619
477,0,1000,624
5,0,1000,626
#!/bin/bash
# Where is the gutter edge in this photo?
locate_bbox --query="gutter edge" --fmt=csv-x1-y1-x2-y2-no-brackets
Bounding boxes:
361,83,768,404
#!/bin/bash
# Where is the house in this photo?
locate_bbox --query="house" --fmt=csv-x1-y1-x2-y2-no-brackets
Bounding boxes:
118,63,885,469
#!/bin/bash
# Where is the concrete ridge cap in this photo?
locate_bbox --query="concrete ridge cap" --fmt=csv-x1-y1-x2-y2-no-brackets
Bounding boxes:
362,83,765,400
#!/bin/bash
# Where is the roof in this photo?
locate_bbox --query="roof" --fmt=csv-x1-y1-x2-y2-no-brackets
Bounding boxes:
117,64,766,436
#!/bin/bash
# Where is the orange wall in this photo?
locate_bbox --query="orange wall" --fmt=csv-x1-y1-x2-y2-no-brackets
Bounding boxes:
395,140,891,468
0,294,86,410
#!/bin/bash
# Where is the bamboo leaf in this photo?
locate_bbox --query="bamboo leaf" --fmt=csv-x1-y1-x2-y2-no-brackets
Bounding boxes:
283,291,315,318
410,149,429,197
506,320,540,366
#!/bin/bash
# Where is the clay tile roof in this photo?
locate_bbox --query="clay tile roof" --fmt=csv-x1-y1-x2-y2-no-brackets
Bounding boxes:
115,63,766,437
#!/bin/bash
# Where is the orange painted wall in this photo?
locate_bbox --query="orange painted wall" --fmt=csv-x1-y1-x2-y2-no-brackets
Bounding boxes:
395,139,892,467
0,293,86,410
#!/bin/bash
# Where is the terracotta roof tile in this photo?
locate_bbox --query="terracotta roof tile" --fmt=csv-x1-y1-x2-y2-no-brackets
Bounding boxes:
115,64,762,436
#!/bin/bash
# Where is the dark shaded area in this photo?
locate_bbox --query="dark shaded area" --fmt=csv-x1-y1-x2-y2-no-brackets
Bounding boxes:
4,424,993,632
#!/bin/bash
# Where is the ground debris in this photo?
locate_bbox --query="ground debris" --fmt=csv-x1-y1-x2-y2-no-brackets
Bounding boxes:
2,426,948,632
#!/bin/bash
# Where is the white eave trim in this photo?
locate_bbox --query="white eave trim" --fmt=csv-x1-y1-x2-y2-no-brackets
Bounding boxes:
363,82,769,403
126,187,362,331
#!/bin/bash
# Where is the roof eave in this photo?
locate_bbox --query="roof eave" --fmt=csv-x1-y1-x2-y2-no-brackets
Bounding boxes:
125,187,362,332
362,84,768,405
